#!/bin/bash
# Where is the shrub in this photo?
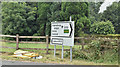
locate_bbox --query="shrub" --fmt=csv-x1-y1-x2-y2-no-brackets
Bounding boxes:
90,21,115,35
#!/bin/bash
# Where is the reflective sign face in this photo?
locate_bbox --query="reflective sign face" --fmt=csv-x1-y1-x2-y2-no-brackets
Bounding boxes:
51,22,72,37
50,21,74,46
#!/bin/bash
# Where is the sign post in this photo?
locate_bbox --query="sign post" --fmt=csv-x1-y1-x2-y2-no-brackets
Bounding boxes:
62,45,64,59
50,16,74,61
70,46,72,61
70,16,72,61
54,45,56,57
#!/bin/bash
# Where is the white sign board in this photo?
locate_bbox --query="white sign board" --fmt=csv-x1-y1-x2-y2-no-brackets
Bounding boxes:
50,21,74,46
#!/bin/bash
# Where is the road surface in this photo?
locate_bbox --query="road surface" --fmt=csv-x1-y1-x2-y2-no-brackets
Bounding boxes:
1,59,59,65
1,60,118,67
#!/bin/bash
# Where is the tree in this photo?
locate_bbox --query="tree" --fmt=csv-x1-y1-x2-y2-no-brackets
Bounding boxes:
48,2,62,21
60,2,89,21
89,2,120,34
89,2,103,23
60,2,89,36
2,2,37,36
76,16,91,36
2,2,90,37
90,21,115,35
118,2,120,33
47,2,62,35
36,2,90,36
35,3,51,36
96,2,119,34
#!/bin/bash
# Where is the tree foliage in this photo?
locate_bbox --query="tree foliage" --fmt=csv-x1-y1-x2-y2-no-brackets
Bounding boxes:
1,2,119,37
2,2,37,36
99,2,119,34
76,16,91,36
60,2,89,36
35,3,51,36
89,2,103,23
35,2,89,36
89,2,120,34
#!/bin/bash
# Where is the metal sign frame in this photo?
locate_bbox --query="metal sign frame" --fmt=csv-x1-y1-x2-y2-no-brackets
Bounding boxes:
51,16,74,61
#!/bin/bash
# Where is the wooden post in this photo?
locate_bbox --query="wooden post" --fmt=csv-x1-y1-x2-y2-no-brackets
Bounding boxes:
82,38,84,50
46,35,49,54
16,34,19,50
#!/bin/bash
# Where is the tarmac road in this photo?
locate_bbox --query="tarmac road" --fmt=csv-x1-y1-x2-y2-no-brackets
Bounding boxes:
1,59,58,65
1,60,118,67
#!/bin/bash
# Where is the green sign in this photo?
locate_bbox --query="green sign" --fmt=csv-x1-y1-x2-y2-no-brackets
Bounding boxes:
64,29,69,33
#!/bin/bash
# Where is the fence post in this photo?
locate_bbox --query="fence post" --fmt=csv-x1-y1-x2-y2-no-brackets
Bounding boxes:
16,34,19,50
82,38,84,50
46,35,49,54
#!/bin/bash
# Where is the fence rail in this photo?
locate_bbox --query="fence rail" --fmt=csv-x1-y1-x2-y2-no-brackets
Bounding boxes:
19,36,46,38
0,34,119,53
0,35,16,38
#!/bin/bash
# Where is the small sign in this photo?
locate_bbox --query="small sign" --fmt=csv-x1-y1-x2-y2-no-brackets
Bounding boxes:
64,29,69,33
50,21,74,46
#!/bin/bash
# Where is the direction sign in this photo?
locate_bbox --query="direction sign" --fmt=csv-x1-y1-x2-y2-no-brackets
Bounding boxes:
50,21,74,46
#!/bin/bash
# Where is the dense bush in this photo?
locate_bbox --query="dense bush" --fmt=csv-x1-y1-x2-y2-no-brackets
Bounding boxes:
90,21,115,35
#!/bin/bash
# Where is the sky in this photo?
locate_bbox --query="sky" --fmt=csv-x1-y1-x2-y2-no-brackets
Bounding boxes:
98,0,120,13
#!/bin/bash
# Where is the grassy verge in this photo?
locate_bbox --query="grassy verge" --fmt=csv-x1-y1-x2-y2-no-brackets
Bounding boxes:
0,42,118,65
0,52,114,65
2,42,84,49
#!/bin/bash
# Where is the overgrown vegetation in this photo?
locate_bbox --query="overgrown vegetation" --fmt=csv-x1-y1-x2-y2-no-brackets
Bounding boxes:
1,41,118,65
65,38,118,64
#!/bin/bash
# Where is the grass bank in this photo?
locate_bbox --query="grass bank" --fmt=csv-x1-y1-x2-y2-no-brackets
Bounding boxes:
0,42,118,65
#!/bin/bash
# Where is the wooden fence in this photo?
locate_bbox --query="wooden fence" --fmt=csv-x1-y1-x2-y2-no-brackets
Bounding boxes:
0,34,119,54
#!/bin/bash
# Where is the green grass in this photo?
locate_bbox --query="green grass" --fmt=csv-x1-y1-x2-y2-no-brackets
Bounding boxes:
1,42,87,49
0,52,115,65
1,48,16,52
1,42,87,54
0,42,118,65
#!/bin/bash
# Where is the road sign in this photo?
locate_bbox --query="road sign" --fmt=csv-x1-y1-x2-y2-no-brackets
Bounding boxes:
50,21,74,46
